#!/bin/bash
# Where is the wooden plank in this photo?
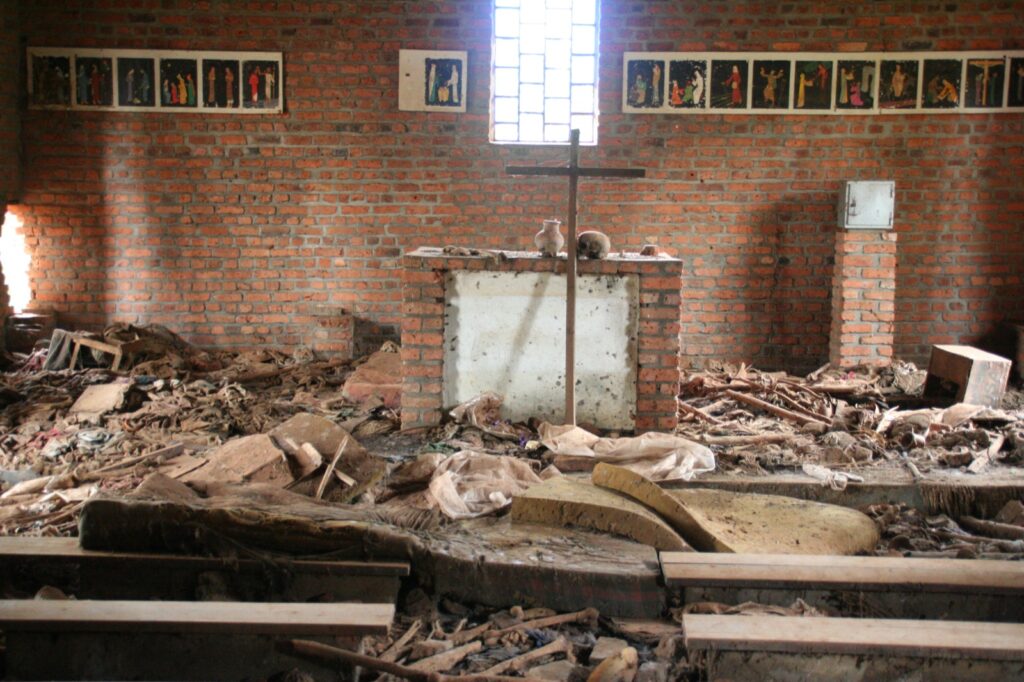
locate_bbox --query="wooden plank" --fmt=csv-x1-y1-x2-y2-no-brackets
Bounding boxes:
0,600,394,636
660,552,1024,594
683,614,1024,661
0,536,410,576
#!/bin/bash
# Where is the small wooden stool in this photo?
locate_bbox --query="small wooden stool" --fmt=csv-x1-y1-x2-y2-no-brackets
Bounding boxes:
923,344,1011,408
69,334,146,372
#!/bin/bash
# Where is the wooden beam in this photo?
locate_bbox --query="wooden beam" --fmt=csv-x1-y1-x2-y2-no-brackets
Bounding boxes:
0,599,394,636
683,614,1024,661
660,552,1024,594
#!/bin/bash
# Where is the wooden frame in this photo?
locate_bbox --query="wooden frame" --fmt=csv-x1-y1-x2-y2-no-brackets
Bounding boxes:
623,50,1024,115
27,48,284,114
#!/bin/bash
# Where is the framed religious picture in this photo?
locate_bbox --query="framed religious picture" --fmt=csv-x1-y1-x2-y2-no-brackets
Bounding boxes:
963,57,1005,109
201,58,241,109
879,59,918,110
624,58,666,110
751,59,790,110
794,60,832,110
27,49,72,108
242,59,282,110
835,59,877,111
667,59,707,109
399,49,468,113
74,55,114,107
159,58,199,108
921,58,962,109
1009,57,1024,108
116,57,156,108
710,59,748,109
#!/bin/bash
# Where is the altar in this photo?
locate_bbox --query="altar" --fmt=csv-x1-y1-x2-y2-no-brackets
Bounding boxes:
401,247,683,432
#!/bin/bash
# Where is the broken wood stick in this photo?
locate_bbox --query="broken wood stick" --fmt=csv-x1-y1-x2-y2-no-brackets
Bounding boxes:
677,402,724,425
480,636,575,676
379,619,423,662
82,442,185,480
699,433,793,447
280,638,540,682
490,607,599,636
958,516,1024,541
315,434,349,500
407,640,481,673
448,619,494,645
724,389,830,427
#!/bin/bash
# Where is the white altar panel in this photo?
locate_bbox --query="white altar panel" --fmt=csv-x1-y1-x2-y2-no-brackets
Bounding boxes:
443,271,638,430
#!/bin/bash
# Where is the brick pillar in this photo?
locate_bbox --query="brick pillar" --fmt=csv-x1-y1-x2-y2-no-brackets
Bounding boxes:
828,231,897,367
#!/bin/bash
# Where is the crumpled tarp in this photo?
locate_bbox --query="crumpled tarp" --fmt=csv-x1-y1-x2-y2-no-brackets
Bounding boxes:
538,422,715,482
384,450,544,520
449,391,532,442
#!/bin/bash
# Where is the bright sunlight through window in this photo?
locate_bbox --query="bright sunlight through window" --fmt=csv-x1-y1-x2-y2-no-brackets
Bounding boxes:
491,0,599,144
0,211,31,313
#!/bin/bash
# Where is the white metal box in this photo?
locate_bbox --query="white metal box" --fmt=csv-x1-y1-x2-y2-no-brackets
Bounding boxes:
838,180,895,229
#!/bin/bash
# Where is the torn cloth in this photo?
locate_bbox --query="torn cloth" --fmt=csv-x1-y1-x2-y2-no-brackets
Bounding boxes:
385,451,544,520
538,423,715,482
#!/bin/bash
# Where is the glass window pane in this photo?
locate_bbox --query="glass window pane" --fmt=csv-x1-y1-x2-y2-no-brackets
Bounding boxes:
571,55,595,84
521,114,544,141
495,97,519,122
496,0,520,6
494,39,520,67
494,123,519,141
545,9,572,37
572,0,596,24
571,25,595,51
548,0,572,7
545,69,570,97
521,0,545,21
571,84,594,112
546,39,570,69
545,124,570,142
495,68,519,96
520,55,544,83
546,98,570,123
572,115,594,143
494,9,520,37
520,83,544,112
520,30,545,54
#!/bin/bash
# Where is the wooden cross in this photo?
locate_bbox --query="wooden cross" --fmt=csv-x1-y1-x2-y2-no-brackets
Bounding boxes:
506,129,646,425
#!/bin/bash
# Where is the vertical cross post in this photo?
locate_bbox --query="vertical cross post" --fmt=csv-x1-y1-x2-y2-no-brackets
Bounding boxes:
564,129,580,424
506,130,645,425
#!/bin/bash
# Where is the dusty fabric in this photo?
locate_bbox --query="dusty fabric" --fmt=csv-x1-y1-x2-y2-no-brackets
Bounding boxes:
385,450,544,520
538,422,715,482
449,392,530,441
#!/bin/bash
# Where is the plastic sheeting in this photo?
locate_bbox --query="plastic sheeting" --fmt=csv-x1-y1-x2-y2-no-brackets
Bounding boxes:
538,423,715,483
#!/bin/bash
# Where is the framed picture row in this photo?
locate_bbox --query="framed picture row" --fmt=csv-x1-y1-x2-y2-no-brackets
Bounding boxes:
623,51,1024,115
28,47,284,114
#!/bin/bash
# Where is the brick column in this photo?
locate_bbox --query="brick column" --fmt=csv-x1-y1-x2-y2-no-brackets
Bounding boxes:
828,231,897,367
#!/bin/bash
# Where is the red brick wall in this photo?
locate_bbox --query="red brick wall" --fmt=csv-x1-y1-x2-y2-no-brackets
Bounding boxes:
0,0,19,204
13,1,1024,371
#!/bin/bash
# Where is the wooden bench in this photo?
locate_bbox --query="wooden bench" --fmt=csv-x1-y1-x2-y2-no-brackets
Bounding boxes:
684,614,1024,678
0,536,410,603
661,552,1024,621
0,599,394,680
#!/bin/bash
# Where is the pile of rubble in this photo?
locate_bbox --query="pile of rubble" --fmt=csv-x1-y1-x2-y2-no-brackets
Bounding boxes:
676,361,1024,480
